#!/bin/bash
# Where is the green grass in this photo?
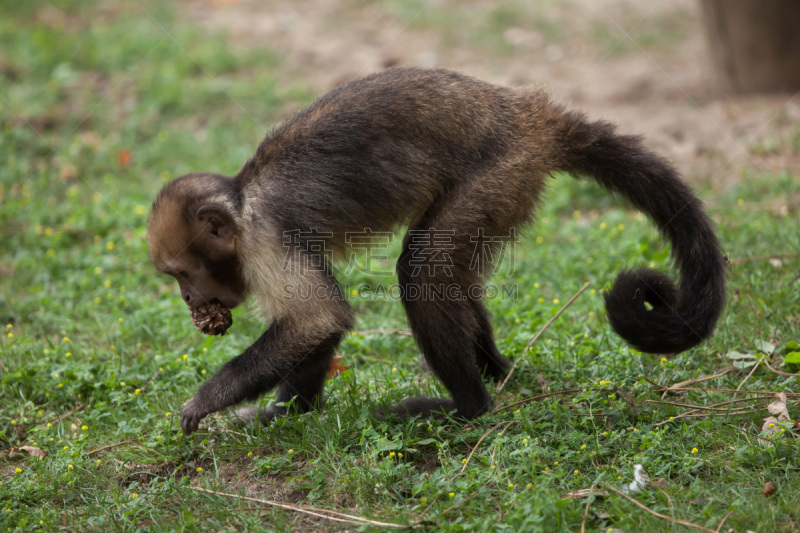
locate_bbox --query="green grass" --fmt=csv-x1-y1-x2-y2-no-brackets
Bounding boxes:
1,2,799,532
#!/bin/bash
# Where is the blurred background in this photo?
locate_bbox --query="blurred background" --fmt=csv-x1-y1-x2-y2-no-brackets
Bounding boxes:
186,0,800,185
3,0,800,193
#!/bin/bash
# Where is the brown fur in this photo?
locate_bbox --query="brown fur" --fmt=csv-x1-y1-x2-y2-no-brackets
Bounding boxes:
147,67,725,434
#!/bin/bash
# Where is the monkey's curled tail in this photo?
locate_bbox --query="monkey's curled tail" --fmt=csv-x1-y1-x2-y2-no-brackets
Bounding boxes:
555,113,725,354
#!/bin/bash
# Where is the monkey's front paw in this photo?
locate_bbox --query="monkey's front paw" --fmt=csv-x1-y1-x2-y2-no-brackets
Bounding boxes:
181,398,210,434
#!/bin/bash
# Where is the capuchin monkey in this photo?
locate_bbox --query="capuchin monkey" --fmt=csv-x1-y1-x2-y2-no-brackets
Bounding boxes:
147,67,726,435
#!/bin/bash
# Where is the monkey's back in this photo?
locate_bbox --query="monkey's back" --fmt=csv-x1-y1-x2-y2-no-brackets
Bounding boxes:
235,68,552,250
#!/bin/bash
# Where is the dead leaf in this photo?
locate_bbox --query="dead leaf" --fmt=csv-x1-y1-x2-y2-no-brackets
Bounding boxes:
6,446,46,460
117,149,132,167
759,416,782,447
327,355,349,378
21,446,46,459
6,447,24,460
767,393,790,422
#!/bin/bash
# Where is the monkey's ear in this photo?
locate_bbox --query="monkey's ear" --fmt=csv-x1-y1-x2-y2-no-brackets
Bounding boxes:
196,205,236,239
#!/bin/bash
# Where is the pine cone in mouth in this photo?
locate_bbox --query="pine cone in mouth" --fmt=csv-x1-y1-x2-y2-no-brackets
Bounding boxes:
190,301,233,336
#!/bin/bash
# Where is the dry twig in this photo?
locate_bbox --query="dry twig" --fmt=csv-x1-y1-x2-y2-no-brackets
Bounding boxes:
487,389,583,416
421,420,518,520
714,509,735,533
442,491,479,515
600,483,716,533
220,428,250,438
657,487,673,510
496,282,590,393
654,408,770,427
729,253,798,265
648,381,800,397
580,488,593,533
645,398,763,412
762,357,800,377
736,359,761,390
88,436,141,455
650,396,771,426
189,487,412,529
656,370,732,398
46,404,85,427
460,420,519,473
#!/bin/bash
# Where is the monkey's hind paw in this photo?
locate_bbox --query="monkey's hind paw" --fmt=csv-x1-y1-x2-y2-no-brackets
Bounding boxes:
232,405,287,428
232,406,259,427
190,301,233,336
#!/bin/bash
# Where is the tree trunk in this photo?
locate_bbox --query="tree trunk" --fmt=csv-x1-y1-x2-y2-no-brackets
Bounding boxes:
700,0,800,94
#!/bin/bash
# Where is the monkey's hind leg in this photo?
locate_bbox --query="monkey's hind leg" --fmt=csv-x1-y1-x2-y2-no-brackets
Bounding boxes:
388,229,494,420
473,301,511,381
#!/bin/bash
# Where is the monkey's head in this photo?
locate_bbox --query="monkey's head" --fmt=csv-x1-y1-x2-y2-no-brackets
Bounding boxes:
147,173,247,311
